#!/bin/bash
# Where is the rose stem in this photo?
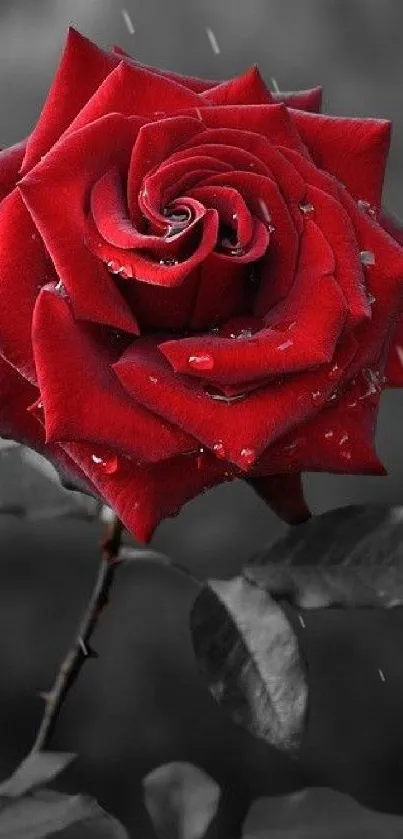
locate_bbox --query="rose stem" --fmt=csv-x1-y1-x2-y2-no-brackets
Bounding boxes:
30,514,125,754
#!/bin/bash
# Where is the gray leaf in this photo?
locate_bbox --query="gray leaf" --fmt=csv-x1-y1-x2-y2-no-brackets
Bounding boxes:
245,505,403,609
0,788,128,838
190,577,308,754
0,752,76,798
143,762,220,839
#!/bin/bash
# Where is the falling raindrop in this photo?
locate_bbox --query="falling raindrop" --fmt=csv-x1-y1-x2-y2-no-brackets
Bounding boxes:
121,8,135,34
91,453,119,474
298,614,306,629
205,26,220,54
188,353,215,371
360,250,375,266
378,668,386,683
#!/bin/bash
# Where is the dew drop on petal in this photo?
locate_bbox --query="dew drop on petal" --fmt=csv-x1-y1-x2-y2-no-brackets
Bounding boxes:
277,339,293,351
91,453,119,474
367,291,376,305
311,389,321,403
188,353,215,371
240,447,256,466
299,201,315,216
196,446,205,469
159,257,179,266
213,441,226,458
54,279,68,297
327,363,340,381
230,328,253,340
149,375,158,384
258,198,272,224
357,199,377,219
396,345,403,367
360,250,375,266
324,430,334,439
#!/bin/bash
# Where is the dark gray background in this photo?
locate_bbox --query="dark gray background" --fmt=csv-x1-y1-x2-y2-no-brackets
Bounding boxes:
2,2,403,835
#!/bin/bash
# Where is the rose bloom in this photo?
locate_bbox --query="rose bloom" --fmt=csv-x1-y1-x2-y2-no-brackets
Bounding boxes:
1,29,403,541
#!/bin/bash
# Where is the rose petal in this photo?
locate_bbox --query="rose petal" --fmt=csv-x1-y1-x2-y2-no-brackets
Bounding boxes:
179,104,309,156
273,87,323,113
59,439,229,542
21,28,119,174
160,219,346,384
19,114,142,333
127,117,204,223
247,473,311,524
255,370,386,477
380,209,403,385
0,354,98,496
113,45,220,93
32,288,197,462
202,66,273,106
60,60,201,141
0,190,56,383
290,109,391,211
0,139,27,201
114,332,357,470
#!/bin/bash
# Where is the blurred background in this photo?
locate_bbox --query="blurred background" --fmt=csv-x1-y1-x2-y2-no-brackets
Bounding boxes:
2,1,403,835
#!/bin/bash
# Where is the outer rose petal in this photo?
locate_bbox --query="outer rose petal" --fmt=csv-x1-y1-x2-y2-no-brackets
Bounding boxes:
201,66,273,106
56,440,231,542
0,190,56,383
0,355,99,497
113,45,220,92
22,29,119,174
19,114,141,333
273,87,323,113
290,110,391,211
254,371,386,477
0,140,27,201
32,287,197,462
247,473,311,524
380,209,403,385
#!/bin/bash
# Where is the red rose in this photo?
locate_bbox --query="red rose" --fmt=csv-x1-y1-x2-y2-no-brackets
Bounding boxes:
1,28,403,542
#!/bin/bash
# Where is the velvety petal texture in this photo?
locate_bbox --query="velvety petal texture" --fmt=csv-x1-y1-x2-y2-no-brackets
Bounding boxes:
0,28,402,542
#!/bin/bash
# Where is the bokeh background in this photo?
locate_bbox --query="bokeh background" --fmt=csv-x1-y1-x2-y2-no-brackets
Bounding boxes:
2,1,403,835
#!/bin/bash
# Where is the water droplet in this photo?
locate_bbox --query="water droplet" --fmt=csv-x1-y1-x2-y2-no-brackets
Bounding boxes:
311,389,321,403
204,387,245,403
299,201,315,216
149,375,158,384
121,8,135,34
360,367,384,398
230,328,253,340
188,353,214,371
196,446,205,469
277,339,293,351
360,250,375,266
324,430,334,439
357,199,377,219
327,363,340,380
195,107,203,121
338,433,349,446
213,441,225,457
367,291,376,305
378,668,386,682
327,390,339,403
298,614,306,628
37,401,43,410
91,453,119,474
159,257,179,266
240,447,256,466
106,260,128,276
269,319,297,332
220,237,245,256
54,280,68,297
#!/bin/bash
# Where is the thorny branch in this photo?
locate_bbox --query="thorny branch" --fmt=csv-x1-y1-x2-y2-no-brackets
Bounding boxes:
30,515,125,754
